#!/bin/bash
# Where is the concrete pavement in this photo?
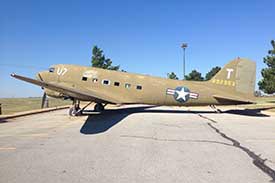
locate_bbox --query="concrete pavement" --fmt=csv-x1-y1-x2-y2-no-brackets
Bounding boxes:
0,105,274,183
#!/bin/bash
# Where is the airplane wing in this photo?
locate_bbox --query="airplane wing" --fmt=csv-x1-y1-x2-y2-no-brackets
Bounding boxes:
213,95,255,104
11,73,121,104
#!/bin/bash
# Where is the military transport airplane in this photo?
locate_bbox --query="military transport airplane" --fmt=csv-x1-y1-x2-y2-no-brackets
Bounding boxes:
11,58,256,116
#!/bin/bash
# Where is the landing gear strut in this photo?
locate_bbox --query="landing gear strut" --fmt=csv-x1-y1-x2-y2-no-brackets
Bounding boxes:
210,105,222,113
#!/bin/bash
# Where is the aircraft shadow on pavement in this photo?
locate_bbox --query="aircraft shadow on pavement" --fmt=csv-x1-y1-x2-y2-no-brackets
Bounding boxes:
80,106,153,135
225,108,270,117
80,106,270,135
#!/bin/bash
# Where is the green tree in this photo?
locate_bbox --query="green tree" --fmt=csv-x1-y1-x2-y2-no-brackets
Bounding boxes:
167,72,178,80
184,70,204,81
258,40,275,94
91,46,120,70
205,66,221,81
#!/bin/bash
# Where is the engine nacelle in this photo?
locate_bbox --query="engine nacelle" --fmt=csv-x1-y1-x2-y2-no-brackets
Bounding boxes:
44,88,64,98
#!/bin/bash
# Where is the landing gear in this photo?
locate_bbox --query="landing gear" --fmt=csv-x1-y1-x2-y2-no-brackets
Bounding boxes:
69,99,81,116
68,100,105,116
69,106,80,116
94,103,105,112
210,105,222,113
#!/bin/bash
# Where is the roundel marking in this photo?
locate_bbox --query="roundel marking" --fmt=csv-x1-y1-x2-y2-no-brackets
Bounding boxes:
166,86,199,103
173,86,190,103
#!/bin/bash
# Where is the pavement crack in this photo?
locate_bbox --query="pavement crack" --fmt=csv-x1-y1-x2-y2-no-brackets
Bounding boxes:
197,113,275,181
197,114,218,123
152,123,182,128
120,135,232,146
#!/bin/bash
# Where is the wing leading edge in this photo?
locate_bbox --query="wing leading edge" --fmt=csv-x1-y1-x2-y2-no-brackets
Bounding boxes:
11,74,120,104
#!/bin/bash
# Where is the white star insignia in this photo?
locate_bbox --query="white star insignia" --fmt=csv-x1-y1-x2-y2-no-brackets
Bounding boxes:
175,88,189,101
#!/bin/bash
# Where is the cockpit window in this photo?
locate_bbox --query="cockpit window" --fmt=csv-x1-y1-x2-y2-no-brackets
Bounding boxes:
49,67,55,73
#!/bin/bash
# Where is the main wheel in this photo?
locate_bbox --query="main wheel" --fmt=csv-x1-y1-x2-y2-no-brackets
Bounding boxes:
94,103,104,112
69,107,77,116
69,106,82,116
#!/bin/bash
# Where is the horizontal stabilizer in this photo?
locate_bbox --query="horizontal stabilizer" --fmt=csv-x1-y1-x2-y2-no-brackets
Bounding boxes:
213,95,255,105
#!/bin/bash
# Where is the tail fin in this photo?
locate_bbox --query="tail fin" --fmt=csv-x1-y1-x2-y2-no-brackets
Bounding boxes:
209,58,256,96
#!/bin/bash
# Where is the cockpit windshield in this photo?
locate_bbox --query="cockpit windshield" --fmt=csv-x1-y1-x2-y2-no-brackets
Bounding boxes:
49,67,55,73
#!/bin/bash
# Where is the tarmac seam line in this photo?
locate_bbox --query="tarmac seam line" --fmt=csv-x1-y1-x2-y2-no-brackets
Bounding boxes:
0,147,16,151
197,113,275,181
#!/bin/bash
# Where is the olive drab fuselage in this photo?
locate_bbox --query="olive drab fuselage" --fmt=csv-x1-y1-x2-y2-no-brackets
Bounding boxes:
36,58,256,106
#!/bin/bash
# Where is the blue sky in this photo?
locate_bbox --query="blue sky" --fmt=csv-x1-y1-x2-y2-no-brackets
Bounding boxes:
0,0,274,97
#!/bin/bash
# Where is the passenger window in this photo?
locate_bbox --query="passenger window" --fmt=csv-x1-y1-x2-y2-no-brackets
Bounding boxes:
102,79,110,85
114,82,120,86
92,78,98,83
49,67,55,73
125,83,131,88
136,85,142,90
82,77,88,81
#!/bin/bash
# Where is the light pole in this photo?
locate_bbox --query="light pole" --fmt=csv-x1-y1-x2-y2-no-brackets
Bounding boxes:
181,43,188,79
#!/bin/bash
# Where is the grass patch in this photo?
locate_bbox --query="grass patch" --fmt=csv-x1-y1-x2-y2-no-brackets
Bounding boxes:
0,97,71,115
255,96,275,104
241,96,275,111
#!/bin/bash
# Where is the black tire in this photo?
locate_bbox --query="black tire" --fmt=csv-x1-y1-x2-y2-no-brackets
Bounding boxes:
69,107,82,116
69,107,77,116
69,107,74,116
94,103,104,112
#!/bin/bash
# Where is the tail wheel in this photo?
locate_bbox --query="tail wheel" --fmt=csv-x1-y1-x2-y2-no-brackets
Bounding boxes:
94,103,104,112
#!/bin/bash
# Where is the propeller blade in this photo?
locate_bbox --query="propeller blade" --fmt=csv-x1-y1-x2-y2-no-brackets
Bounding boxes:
37,73,44,90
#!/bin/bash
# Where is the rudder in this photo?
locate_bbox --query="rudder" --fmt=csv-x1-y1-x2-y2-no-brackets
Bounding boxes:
209,58,256,96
